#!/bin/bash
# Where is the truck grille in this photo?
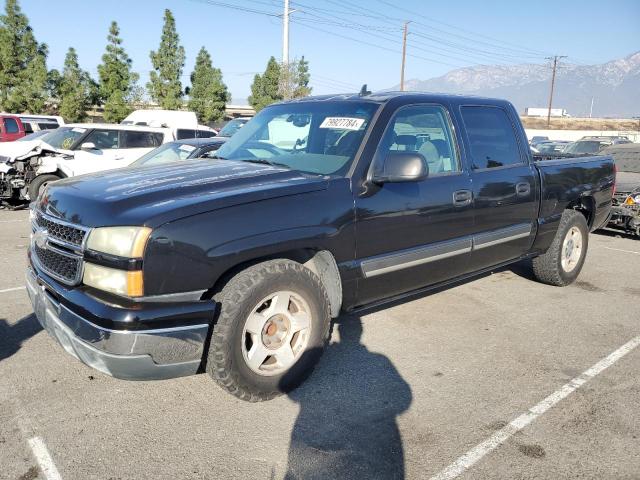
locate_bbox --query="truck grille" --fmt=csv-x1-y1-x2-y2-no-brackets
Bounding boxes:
31,209,89,285
33,243,82,284
34,211,87,247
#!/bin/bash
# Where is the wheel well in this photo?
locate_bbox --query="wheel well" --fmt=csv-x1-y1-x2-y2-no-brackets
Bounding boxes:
567,196,595,229
204,249,343,318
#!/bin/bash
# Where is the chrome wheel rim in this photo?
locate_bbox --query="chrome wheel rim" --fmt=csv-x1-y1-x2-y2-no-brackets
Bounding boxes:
241,291,312,376
561,226,583,272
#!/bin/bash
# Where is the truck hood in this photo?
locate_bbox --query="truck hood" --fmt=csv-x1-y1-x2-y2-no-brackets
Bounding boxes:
615,171,640,193
39,159,329,227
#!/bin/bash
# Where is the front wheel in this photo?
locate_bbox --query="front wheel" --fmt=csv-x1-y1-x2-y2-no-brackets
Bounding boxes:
207,259,331,402
28,174,61,201
532,210,589,286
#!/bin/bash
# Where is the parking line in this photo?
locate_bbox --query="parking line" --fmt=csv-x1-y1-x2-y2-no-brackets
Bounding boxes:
0,286,25,294
603,246,640,255
429,335,640,480
0,219,28,223
27,437,62,480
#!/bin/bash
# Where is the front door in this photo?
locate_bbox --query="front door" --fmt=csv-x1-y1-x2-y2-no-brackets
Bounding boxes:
458,105,539,270
354,103,475,306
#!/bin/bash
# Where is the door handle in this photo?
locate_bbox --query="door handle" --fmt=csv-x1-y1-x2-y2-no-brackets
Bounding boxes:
453,189,472,207
516,182,531,196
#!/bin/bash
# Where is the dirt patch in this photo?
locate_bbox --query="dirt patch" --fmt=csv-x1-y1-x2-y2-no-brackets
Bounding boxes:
574,281,603,292
517,443,546,459
18,466,39,480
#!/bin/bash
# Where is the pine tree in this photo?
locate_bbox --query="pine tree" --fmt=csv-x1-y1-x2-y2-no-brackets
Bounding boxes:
249,56,282,112
0,0,48,112
147,9,185,110
98,21,140,122
293,56,311,98
59,48,94,122
187,47,229,124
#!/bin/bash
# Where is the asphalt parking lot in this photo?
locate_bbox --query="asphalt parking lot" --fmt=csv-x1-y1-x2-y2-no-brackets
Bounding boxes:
1,208,639,480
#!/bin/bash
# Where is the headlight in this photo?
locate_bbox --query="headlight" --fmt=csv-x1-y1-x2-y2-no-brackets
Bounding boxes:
83,263,144,297
86,226,151,257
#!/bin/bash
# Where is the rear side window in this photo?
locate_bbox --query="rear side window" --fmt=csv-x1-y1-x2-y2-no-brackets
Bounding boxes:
196,129,216,138
4,118,19,134
461,106,522,169
176,129,196,140
120,131,164,148
24,122,34,134
38,122,58,130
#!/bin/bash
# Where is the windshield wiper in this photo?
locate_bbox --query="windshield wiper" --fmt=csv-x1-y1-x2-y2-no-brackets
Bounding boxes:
242,158,291,169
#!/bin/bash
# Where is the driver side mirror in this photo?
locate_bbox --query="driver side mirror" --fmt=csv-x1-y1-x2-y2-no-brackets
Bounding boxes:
80,142,97,150
373,151,429,184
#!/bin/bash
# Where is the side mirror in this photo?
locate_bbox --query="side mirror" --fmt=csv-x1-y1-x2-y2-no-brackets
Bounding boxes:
80,142,97,150
374,151,429,184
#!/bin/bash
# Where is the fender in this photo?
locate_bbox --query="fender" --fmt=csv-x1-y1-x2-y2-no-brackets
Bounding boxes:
35,157,73,177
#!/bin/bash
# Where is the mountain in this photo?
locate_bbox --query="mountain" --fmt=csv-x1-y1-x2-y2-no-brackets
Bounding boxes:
395,52,640,118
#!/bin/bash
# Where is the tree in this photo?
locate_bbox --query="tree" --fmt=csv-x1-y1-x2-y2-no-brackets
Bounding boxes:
97,21,140,122
249,56,282,112
187,47,229,124
147,9,185,110
59,48,95,122
278,56,312,100
0,0,48,112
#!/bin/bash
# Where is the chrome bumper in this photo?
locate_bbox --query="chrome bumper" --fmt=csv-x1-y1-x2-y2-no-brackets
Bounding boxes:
26,268,210,380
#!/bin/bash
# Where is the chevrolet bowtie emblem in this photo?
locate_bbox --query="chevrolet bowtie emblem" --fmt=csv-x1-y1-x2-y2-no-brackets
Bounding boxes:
33,228,49,250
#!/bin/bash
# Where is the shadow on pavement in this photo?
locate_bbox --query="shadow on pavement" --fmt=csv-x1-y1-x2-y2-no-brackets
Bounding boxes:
282,314,412,480
0,314,41,362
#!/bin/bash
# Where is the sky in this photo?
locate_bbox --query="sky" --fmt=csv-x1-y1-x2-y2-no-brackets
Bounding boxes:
21,0,640,104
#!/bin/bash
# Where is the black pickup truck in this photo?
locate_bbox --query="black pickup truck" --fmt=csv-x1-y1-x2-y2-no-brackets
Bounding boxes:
26,92,614,401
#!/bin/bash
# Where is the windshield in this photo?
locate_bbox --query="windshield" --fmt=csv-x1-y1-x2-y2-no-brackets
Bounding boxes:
132,142,199,167
565,141,607,154
17,130,51,142
41,126,87,150
215,101,379,175
217,118,248,137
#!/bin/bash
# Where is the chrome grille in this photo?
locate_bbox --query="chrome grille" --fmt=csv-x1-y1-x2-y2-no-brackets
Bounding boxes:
35,211,87,247
31,209,89,285
33,243,82,284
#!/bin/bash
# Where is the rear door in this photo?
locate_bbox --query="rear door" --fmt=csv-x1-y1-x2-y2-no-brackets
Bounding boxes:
458,104,539,270
354,103,475,305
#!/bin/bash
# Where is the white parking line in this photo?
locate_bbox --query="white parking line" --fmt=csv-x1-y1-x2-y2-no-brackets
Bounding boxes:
429,335,640,480
0,286,25,294
28,437,62,480
0,219,28,223
603,246,640,255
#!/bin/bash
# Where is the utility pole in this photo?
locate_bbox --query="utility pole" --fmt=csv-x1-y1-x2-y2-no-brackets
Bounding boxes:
589,97,594,118
282,0,290,65
545,55,567,127
400,21,409,91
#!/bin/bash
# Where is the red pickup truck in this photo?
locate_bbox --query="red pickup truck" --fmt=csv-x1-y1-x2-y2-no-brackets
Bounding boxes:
0,114,25,141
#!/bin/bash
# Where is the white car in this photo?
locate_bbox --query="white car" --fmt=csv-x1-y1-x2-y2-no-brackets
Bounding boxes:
0,123,173,201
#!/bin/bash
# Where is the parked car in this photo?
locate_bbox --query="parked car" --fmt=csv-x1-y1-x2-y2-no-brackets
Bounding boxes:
19,114,64,134
580,135,631,145
0,123,170,201
217,117,251,137
564,139,614,154
529,135,549,147
0,114,25,142
602,143,640,236
26,92,614,401
536,140,572,154
131,137,227,167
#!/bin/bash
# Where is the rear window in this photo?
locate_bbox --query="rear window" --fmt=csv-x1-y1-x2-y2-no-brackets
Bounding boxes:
120,131,164,148
4,118,19,134
461,106,522,169
38,122,58,130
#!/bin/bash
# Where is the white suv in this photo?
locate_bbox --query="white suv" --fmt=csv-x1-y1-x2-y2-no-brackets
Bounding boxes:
0,123,172,201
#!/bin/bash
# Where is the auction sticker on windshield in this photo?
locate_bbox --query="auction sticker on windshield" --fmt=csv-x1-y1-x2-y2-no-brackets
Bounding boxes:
179,144,196,152
319,117,365,130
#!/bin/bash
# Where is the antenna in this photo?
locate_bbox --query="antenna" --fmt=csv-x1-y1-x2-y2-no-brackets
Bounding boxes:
359,84,371,96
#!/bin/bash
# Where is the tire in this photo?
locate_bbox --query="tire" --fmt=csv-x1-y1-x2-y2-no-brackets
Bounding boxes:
206,259,331,402
532,210,589,286
28,174,60,201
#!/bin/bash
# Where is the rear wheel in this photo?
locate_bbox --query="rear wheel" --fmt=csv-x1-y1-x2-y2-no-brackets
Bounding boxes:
532,210,589,286
206,259,331,402
28,174,60,201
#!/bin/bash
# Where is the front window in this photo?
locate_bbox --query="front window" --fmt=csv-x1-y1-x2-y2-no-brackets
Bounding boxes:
215,102,379,175
217,118,248,137
41,126,87,150
131,142,198,167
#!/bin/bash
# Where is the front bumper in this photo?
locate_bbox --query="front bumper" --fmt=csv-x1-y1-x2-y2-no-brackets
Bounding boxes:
26,267,214,380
